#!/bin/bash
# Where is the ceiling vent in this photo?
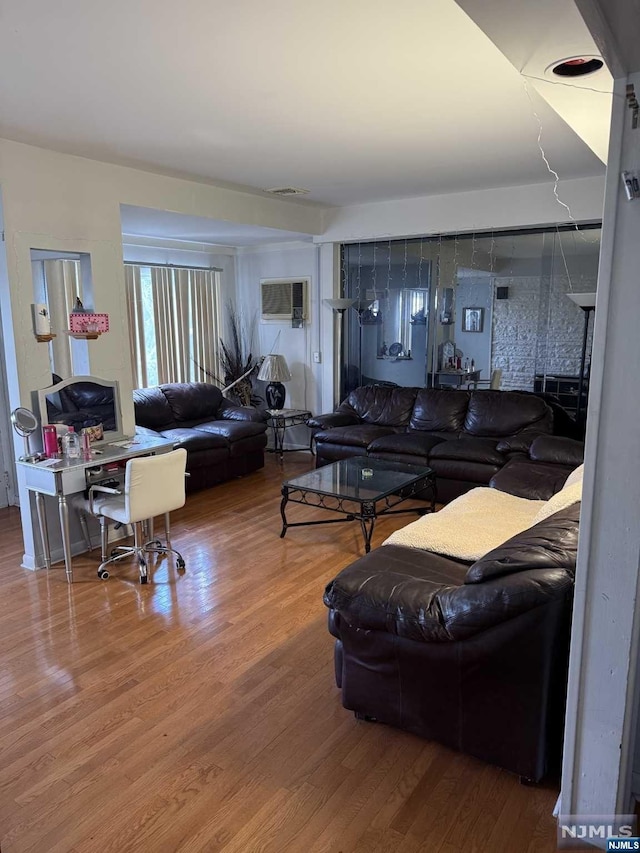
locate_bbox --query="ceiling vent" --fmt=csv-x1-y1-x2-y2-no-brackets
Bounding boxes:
263,187,310,196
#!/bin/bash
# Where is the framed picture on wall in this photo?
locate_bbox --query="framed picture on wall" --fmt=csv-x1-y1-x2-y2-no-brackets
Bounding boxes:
462,307,484,333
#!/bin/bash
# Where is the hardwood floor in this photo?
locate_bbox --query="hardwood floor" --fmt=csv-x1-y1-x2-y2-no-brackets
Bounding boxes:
0,455,562,853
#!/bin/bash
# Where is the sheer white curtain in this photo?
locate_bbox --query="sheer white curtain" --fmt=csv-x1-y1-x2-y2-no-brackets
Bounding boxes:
125,264,221,388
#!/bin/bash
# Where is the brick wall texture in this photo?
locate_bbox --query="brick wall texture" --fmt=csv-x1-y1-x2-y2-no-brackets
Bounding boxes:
491,274,596,391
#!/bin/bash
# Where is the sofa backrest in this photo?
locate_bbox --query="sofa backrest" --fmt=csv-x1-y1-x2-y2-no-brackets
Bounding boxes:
410,389,470,433
133,386,176,431
160,382,224,426
133,382,226,430
463,390,553,437
339,385,554,438
338,385,419,426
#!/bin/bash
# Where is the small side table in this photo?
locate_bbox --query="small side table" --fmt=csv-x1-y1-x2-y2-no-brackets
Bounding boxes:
266,409,312,461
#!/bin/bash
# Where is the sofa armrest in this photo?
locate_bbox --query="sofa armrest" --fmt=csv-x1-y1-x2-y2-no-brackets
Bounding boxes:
529,435,584,466
308,411,360,430
218,400,267,423
437,568,573,641
325,559,572,644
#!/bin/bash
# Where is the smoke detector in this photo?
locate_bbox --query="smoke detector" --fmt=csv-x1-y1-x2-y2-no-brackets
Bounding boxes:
263,187,310,196
548,55,604,77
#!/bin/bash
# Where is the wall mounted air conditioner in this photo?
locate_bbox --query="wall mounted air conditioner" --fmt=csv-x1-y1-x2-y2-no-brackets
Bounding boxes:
260,278,309,322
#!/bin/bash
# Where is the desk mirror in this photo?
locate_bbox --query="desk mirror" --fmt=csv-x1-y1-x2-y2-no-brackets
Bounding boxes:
11,407,40,462
37,375,125,444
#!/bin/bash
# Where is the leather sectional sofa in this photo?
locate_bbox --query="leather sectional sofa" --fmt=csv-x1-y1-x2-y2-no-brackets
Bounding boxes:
133,382,268,492
310,385,583,503
324,467,580,782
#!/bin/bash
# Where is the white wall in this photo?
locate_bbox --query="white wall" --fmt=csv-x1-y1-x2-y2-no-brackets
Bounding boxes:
456,278,493,381
319,175,605,243
235,242,322,448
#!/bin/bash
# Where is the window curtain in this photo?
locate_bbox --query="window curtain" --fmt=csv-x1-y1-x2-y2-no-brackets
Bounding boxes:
125,264,148,388
125,264,221,388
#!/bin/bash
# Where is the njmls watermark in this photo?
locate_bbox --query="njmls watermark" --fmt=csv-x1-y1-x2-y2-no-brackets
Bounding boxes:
558,815,638,849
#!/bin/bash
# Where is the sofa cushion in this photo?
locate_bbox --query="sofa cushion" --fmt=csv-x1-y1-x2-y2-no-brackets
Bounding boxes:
160,382,224,423
429,437,505,466
155,427,229,452
464,391,552,437
314,424,397,449
367,431,446,457
193,421,266,442
489,458,573,501
133,387,176,431
337,385,418,426
465,503,580,583
409,388,470,433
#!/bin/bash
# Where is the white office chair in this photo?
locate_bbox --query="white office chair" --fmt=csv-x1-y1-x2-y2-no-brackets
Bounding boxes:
467,369,502,391
86,448,187,583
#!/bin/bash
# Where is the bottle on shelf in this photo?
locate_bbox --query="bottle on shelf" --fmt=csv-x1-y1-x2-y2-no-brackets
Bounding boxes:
62,427,81,460
470,359,475,372
464,357,470,372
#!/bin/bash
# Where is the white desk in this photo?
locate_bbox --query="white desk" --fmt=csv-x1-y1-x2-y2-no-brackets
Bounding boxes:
18,434,175,583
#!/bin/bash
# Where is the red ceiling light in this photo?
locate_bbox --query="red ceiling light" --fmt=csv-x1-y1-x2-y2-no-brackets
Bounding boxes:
551,56,604,77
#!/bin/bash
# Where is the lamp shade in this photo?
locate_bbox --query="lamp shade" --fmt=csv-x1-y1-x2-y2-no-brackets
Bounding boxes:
257,354,292,382
567,292,597,309
324,298,356,311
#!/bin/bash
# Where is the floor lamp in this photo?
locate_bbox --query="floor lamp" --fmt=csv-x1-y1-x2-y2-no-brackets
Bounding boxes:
567,292,597,426
324,298,356,406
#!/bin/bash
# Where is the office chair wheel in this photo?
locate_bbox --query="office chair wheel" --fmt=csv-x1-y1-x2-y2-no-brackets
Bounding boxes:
176,558,186,572
97,568,109,580
139,575,148,584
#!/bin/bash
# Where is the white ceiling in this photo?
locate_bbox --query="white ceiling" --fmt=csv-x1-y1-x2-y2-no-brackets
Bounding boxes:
0,0,607,211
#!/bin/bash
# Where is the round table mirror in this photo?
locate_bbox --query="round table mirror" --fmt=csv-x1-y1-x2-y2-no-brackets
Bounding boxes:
11,407,40,461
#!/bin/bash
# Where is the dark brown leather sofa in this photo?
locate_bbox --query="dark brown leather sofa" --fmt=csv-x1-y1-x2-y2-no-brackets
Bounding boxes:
324,499,579,782
133,382,267,492
310,386,582,503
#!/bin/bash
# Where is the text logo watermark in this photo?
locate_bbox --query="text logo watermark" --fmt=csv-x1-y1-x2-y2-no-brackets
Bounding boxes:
558,815,638,849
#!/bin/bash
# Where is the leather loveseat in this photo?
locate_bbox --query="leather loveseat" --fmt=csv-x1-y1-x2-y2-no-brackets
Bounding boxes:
324,478,579,782
310,385,582,503
133,382,268,492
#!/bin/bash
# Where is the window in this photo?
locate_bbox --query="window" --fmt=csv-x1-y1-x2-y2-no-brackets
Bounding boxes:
125,264,221,389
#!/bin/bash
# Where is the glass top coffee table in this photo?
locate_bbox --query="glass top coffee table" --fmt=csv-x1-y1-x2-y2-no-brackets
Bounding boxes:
280,456,436,553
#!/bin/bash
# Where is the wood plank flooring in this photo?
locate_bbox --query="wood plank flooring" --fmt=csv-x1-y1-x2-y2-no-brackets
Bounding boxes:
0,455,562,853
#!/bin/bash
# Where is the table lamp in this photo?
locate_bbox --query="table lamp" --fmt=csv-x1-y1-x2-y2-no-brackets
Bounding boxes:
258,354,292,410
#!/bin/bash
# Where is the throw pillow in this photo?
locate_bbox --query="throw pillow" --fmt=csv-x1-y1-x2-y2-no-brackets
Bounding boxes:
532,479,583,525
565,463,584,488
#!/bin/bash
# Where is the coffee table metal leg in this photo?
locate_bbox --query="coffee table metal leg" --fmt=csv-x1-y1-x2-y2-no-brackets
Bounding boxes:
280,486,289,538
359,502,376,553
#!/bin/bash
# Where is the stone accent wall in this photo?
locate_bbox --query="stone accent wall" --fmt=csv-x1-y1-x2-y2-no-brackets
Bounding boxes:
491,274,596,391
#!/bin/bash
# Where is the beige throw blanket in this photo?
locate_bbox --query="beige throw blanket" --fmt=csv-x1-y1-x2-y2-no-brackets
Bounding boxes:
383,476,584,562
383,487,545,562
